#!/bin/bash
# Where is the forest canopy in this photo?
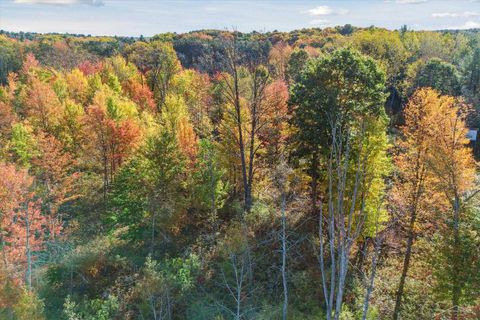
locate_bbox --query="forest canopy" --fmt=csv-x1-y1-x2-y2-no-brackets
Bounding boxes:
0,26,479,319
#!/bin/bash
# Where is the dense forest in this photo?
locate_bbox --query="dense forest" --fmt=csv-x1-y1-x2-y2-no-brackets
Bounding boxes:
0,25,479,319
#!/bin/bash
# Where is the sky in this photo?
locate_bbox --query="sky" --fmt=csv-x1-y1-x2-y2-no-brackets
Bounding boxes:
0,0,479,37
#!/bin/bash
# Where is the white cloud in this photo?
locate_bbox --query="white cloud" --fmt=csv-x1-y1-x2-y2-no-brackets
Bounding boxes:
432,11,478,18
305,6,348,16
396,0,428,4
307,6,333,16
14,0,104,6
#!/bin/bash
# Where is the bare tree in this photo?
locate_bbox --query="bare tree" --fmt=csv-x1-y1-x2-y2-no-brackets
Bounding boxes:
273,159,292,320
318,118,379,320
217,32,270,213
281,189,288,320
214,251,252,320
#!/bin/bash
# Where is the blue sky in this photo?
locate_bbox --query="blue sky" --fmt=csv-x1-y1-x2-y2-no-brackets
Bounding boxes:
0,0,479,36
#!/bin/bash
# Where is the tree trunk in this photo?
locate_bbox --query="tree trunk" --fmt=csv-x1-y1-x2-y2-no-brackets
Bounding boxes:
103,147,108,200
451,194,461,320
246,79,258,214
233,70,249,214
356,238,369,275
25,207,32,290
281,190,288,320
311,151,319,215
150,213,155,256
393,209,417,320
362,236,382,320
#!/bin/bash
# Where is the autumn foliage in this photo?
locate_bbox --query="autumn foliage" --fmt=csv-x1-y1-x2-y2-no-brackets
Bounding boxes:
0,28,478,320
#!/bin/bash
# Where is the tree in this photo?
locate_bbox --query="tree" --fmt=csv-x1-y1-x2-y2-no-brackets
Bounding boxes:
290,48,388,320
83,87,141,197
0,36,22,85
425,95,476,319
0,100,15,149
126,41,181,110
351,29,408,84
58,99,85,156
64,68,88,105
9,123,38,168
128,255,198,320
286,48,308,84
258,79,289,164
268,41,293,81
4,200,47,289
123,79,156,112
414,58,461,96
63,295,119,320
215,33,286,213
216,34,272,212
212,223,254,320
391,88,450,319
0,163,32,253
0,260,45,320
464,48,480,107
191,139,228,224
467,48,480,94
24,77,63,135
31,133,80,241
170,69,213,137
272,159,292,320
108,130,187,255
161,94,198,164
0,163,52,289
0,73,17,145
351,29,409,110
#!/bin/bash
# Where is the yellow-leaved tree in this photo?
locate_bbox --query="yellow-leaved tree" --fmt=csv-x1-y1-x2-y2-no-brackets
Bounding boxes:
392,88,476,319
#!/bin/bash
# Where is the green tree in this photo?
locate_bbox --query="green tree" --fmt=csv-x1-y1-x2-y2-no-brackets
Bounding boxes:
464,47,480,106
0,35,22,85
108,130,187,254
10,123,38,168
414,58,461,96
286,48,309,84
351,29,409,110
290,48,388,320
191,139,228,222
63,295,119,320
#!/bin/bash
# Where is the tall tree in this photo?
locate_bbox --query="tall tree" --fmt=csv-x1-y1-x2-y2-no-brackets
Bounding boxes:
426,95,476,320
291,48,388,320
0,163,54,289
216,34,273,212
392,88,449,319
83,87,141,197
108,130,187,255
31,133,80,240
